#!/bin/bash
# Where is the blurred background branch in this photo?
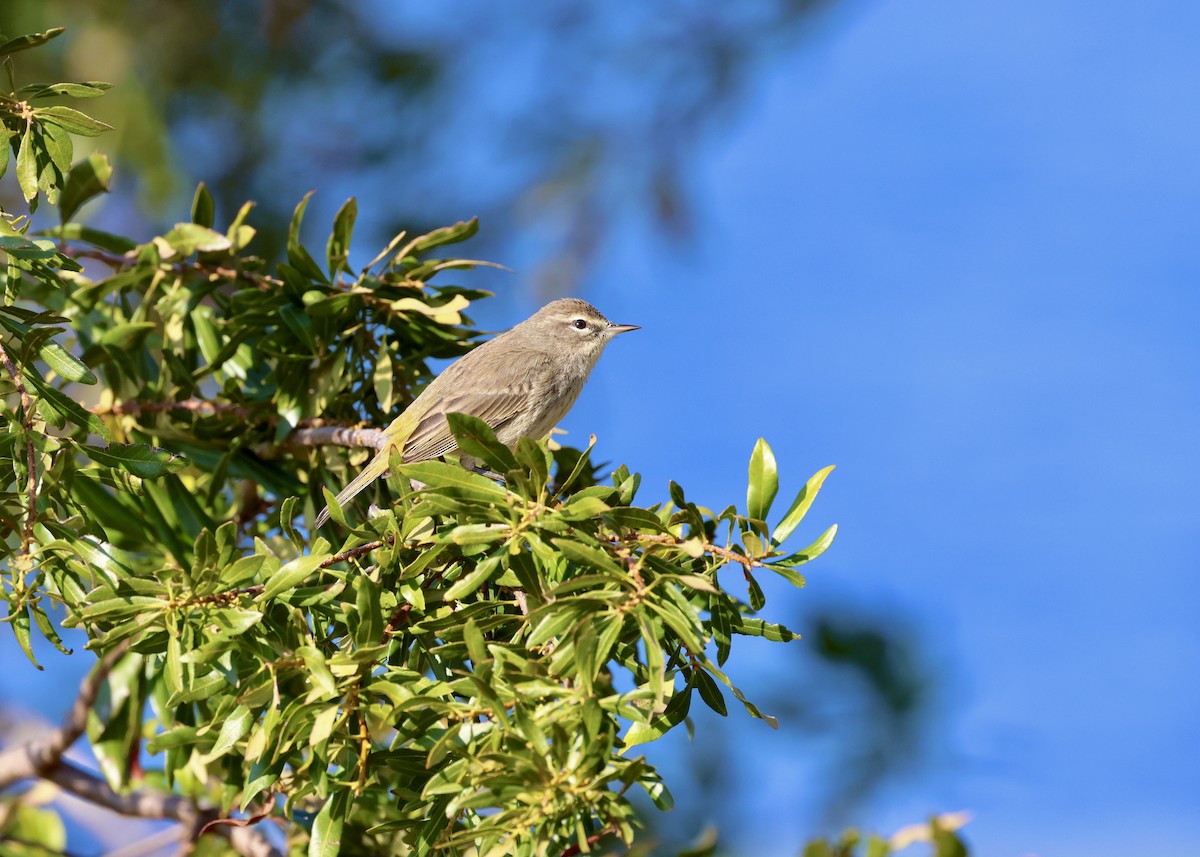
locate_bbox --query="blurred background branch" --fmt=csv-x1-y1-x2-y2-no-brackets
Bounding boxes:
0,0,839,296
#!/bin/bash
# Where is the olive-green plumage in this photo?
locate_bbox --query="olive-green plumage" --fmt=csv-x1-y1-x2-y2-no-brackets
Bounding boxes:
315,298,637,527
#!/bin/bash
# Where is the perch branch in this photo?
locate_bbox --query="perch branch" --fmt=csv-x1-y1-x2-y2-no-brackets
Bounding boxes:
279,425,385,451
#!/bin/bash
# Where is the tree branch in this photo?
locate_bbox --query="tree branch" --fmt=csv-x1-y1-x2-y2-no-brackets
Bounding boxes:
88,394,387,455
278,425,385,451
0,639,281,856
625,533,767,571
0,640,130,789
93,397,252,419
46,760,283,857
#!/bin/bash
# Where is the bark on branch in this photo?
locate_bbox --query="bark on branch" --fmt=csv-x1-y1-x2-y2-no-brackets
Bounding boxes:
0,641,129,788
46,760,282,857
0,641,282,857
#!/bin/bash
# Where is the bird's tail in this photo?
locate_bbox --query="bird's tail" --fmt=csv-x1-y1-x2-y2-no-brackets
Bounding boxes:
313,445,397,529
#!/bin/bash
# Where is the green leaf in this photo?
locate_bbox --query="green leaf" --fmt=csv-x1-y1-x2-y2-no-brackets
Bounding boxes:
772,464,835,546
326,197,356,277
16,125,37,202
35,105,113,136
373,342,394,414
82,443,188,478
746,438,778,523
0,28,66,59
732,617,799,643
446,412,519,473
310,788,350,857
694,669,728,716
560,494,611,521
287,191,330,283
7,602,42,669
30,600,72,655
553,538,625,575
443,554,503,601
398,218,479,260
297,646,338,699
45,222,136,253
260,554,326,601
24,368,111,439
770,523,838,568
0,128,12,179
399,460,508,504
602,506,670,534
622,719,668,750
160,222,232,256
206,705,253,759
191,182,215,227
710,596,733,666
21,80,112,99
41,120,72,177
60,152,113,224
745,572,765,611
0,235,58,260
0,317,96,384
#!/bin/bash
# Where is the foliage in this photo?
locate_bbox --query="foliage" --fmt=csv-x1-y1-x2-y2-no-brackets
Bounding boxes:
0,27,967,857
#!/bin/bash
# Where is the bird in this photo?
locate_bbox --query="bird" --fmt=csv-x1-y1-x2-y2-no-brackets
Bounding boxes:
314,298,637,527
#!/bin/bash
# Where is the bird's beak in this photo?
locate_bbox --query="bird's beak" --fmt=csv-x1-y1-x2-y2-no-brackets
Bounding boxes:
608,322,639,335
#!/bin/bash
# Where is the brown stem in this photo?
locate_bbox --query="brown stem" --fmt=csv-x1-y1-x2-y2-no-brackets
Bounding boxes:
71,245,285,292
94,398,252,419
182,537,391,608
560,825,620,857
626,533,765,571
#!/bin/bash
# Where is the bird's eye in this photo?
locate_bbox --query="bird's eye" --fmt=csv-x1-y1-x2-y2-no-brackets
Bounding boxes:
572,318,588,330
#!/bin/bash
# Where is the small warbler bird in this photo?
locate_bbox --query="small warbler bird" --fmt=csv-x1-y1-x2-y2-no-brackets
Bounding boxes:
314,298,637,527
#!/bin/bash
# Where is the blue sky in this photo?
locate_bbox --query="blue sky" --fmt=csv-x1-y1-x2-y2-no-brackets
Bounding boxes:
3,1,1198,854
534,1,1200,853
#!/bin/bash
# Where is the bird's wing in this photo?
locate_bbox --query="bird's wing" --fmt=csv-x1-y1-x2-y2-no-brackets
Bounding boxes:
401,386,533,462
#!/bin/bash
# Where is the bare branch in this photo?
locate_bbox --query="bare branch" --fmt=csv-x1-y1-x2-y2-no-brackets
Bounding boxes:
0,640,130,789
275,425,385,451
47,760,283,857
93,398,252,419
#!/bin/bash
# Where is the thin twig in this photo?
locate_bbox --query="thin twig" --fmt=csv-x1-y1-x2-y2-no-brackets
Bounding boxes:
382,602,412,642
625,533,766,571
92,398,252,419
0,640,131,789
71,246,130,269
71,245,285,292
197,800,275,838
560,824,620,857
0,335,38,557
